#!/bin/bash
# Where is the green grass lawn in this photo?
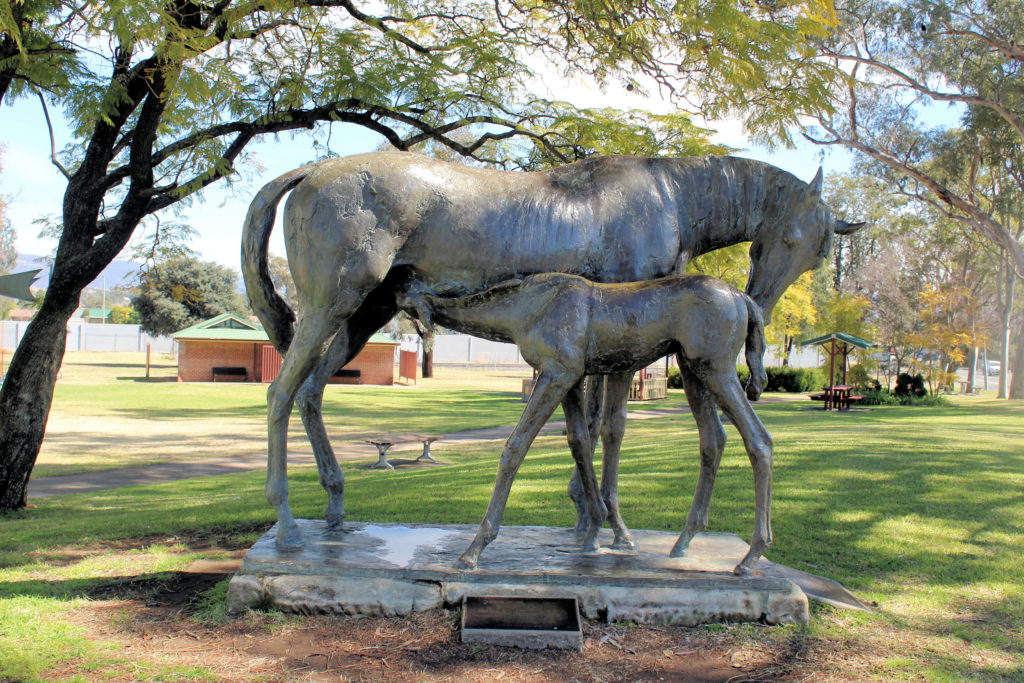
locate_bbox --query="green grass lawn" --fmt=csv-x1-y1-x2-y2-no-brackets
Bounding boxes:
2,359,1023,680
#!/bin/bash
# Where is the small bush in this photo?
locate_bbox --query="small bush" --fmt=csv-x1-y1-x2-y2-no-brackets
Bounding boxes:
895,373,928,398
899,393,951,407
859,388,899,406
763,367,824,392
736,364,750,386
847,364,872,390
667,366,683,389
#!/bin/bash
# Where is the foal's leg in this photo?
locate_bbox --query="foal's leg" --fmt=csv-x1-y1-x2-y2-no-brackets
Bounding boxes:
670,364,727,557
569,375,605,533
704,372,773,576
599,372,638,550
562,379,607,552
265,315,338,549
458,371,576,569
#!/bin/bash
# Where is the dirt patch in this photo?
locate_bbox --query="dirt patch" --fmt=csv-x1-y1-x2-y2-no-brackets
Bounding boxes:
48,569,827,682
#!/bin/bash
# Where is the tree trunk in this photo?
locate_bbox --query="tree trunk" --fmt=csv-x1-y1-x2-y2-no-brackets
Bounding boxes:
0,292,79,509
422,349,433,378
966,346,977,394
1011,313,1024,400
999,261,1014,399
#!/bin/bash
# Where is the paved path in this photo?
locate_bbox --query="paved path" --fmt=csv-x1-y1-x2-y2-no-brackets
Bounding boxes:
28,397,800,499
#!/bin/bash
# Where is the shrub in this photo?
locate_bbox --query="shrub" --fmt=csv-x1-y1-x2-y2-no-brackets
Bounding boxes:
859,388,899,406
847,364,872,390
895,373,927,398
899,393,951,407
667,366,683,389
763,367,824,392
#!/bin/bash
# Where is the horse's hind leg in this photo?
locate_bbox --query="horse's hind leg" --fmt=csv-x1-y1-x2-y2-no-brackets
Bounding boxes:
600,372,638,550
294,330,352,530
705,372,773,576
265,315,338,550
562,379,606,552
458,370,575,569
671,363,727,557
296,307,397,530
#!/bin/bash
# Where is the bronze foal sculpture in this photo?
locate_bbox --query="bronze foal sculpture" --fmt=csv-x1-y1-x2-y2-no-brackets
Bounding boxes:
241,152,861,551
398,273,771,575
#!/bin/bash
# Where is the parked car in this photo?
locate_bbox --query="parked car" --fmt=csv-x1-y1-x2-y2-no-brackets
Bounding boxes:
988,360,1001,376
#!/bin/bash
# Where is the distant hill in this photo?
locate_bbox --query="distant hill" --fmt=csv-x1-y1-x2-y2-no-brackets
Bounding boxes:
14,254,139,291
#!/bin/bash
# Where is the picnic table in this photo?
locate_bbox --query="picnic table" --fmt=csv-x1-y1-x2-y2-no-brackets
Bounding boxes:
363,434,444,470
809,385,863,411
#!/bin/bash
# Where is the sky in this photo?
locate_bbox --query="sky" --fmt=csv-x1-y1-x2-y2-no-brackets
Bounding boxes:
0,76,856,286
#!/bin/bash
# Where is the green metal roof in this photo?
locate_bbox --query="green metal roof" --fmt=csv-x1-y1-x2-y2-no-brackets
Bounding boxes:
85,307,112,319
173,313,397,345
799,331,875,349
173,313,267,341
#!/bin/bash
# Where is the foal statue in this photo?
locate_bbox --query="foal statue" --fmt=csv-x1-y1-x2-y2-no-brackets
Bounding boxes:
398,272,772,576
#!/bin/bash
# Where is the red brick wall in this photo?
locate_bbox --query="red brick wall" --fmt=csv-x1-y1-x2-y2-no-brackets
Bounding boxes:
177,340,261,382
334,343,396,385
256,342,396,385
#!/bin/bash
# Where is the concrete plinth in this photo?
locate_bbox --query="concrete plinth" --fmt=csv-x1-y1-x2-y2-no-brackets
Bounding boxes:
227,520,827,625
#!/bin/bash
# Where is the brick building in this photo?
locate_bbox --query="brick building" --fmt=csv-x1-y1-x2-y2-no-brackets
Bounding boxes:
173,313,398,384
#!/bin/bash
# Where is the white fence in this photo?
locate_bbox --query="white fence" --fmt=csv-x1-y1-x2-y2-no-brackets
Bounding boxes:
401,333,823,369
1,320,176,354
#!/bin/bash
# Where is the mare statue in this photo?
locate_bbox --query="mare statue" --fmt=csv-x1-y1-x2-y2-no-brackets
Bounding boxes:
397,272,771,575
241,151,863,551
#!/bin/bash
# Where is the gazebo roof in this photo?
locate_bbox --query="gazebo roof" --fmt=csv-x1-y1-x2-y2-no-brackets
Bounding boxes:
800,331,875,350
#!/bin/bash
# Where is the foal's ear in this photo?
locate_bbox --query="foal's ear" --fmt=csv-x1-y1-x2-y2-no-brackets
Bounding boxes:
806,167,824,199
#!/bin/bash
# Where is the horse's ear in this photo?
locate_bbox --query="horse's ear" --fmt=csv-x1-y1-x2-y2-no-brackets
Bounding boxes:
835,220,866,235
807,167,824,199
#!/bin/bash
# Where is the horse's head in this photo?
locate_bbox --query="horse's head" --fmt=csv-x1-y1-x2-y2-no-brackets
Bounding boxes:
745,168,864,323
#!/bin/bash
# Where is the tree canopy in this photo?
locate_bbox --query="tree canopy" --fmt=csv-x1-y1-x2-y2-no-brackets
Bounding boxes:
132,255,249,337
0,0,844,510
804,0,1024,275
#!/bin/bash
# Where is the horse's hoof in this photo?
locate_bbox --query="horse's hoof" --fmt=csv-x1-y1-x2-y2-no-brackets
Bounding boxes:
275,530,304,552
580,537,600,553
732,563,755,577
611,536,638,551
324,509,346,531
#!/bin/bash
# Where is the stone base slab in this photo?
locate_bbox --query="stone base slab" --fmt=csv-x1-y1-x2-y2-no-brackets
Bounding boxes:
227,519,810,626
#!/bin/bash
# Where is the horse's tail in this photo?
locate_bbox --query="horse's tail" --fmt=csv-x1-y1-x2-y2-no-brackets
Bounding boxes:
742,293,768,401
241,165,315,355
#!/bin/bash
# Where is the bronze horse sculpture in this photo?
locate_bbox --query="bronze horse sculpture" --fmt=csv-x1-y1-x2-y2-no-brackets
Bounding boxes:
241,152,862,551
397,273,771,574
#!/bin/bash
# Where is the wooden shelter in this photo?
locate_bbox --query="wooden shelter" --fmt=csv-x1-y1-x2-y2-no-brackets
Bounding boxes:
173,313,398,384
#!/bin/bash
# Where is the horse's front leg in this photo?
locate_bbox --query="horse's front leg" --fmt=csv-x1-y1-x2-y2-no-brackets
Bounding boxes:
458,370,575,569
600,372,638,550
671,362,727,557
265,315,336,550
563,379,606,552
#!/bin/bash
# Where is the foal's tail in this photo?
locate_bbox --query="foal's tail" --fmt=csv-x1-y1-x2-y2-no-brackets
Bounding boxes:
241,165,316,355
743,294,768,401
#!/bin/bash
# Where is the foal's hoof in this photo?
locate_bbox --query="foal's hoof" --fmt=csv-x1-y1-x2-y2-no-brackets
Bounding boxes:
455,553,479,570
732,563,755,577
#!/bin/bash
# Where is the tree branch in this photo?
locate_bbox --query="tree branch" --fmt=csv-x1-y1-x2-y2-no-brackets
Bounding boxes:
36,91,72,181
